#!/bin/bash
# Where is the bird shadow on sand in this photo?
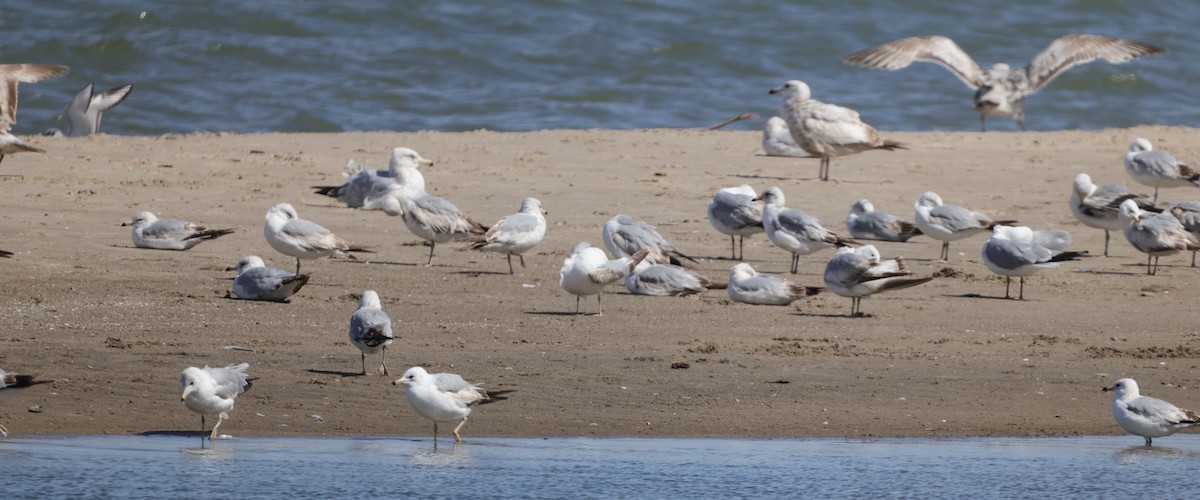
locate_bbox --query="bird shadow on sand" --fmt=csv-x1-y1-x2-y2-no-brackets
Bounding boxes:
947,293,1021,301
730,172,796,182
525,310,594,316
306,369,366,378
334,259,419,268
453,270,511,276
791,311,867,318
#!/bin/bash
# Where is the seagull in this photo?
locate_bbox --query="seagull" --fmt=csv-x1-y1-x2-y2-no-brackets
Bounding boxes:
624,260,713,297
768,80,904,181
1069,173,1159,257
313,147,432,209
469,197,547,274
1124,138,1199,204
0,368,35,438
559,242,649,315
845,199,923,242
180,363,251,442
914,191,1015,260
0,64,70,163
42,82,133,137
371,186,488,265
603,214,697,267
981,226,1084,300
1104,378,1200,446
393,366,492,444
755,186,857,274
1168,201,1200,267
230,255,310,302
349,290,394,376
263,202,371,274
727,262,822,306
761,116,807,157
706,184,764,260
123,211,234,251
843,34,1165,131
1118,199,1200,275
823,245,932,317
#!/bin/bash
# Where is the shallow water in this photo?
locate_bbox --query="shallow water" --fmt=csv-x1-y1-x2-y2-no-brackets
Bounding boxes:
3,435,1199,498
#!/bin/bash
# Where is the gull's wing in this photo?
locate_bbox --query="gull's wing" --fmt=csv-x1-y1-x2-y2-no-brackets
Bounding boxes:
985,238,1051,269
207,363,250,399
843,35,983,89
142,218,203,241
928,204,990,232
1125,395,1200,426
410,194,483,234
84,83,134,135
1083,184,1154,218
1026,34,1165,91
281,219,347,252
711,191,763,229
775,208,833,241
0,64,69,129
486,212,541,242
350,308,393,346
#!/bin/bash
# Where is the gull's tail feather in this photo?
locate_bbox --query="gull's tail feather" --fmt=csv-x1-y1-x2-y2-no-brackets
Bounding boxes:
986,219,1019,229
1,372,34,388
789,284,824,297
874,139,906,151
479,389,516,404
313,185,344,197
877,276,934,292
1049,251,1088,263
346,244,374,254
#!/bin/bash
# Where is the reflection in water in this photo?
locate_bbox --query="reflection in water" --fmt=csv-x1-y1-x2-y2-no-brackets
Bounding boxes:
1118,444,1198,463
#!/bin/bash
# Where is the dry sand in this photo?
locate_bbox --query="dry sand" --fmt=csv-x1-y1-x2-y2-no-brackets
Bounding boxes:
1,126,1199,440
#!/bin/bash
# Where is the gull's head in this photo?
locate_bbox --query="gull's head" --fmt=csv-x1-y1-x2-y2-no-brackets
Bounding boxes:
915,192,943,211
989,63,1011,74
1071,173,1095,197
729,262,756,280
753,186,785,207
390,147,433,170
1118,199,1142,224
393,366,429,387
849,199,874,216
266,203,298,222
768,80,811,100
1128,138,1153,155
180,366,210,402
990,225,1029,242
569,241,592,256
124,211,158,228
1103,378,1139,398
520,197,546,215
765,116,789,134
233,255,266,274
359,290,381,309
855,244,881,264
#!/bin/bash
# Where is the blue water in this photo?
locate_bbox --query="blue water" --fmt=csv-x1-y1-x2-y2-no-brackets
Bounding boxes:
3,435,1200,498
1,0,1195,135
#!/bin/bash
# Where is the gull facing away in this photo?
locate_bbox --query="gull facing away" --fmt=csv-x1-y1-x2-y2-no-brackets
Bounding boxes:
264,202,371,274
769,80,904,181
981,226,1085,300
0,368,35,437
707,184,764,260
180,363,251,442
1105,378,1200,446
727,262,822,306
559,242,649,315
914,191,1015,261
349,290,394,376
469,197,547,274
371,185,488,265
823,245,932,317
314,147,432,209
844,34,1165,131
755,186,857,274
846,199,922,242
1168,201,1200,266
42,82,133,137
1124,138,1199,204
0,64,69,163
1118,199,1200,275
624,260,714,297
1069,173,1159,257
761,116,807,157
603,214,698,267
230,255,310,302
393,366,496,444
123,211,234,250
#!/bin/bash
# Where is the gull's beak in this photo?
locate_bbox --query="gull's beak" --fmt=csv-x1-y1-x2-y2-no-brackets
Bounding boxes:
1102,385,1113,392
392,379,402,386
420,158,434,168
120,222,130,227
751,195,762,202
768,86,784,95
542,209,549,215
181,385,195,402
224,265,237,272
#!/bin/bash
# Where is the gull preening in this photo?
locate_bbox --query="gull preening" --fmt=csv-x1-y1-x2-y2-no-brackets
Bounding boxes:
124,211,234,251
393,366,494,444
756,186,857,274
0,368,35,438
845,199,922,242
349,290,394,376
1168,201,1200,266
706,184,764,260
469,197,547,274
180,363,251,442
603,214,697,267
981,226,1084,300
624,260,713,297
1123,138,1199,204
761,116,807,157
914,191,1015,260
844,34,1165,130
0,64,69,163
264,202,370,274
372,185,488,265
314,147,432,209
769,80,904,181
559,242,649,315
230,255,310,302
42,82,133,137
727,262,822,306
1118,199,1200,275
1069,173,1159,257
823,245,932,317
1105,378,1200,446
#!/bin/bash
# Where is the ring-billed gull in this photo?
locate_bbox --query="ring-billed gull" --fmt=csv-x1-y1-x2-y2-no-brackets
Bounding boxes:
761,117,807,157
314,147,432,209
981,226,1084,300
755,186,857,274
1123,138,1199,204
1069,173,1159,257
230,255,310,302
624,260,713,297
823,245,932,317
0,64,69,163
372,185,488,265
845,199,923,242
844,35,1165,131
393,366,492,444
1168,201,1200,267
469,197,547,274
914,191,1015,261
264,202,371,274
728,262,822,306
769,80,904,181
0,368,34,437
349,290,394,376
1118,199,1200,275
42,82,133,137
603,214,697,267
180,363,251,441
707,185,764,260
123,211,234,251
1104,378,1200,447
559,242,649,315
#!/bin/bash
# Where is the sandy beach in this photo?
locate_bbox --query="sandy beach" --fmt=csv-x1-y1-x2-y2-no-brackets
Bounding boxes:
1,126,1198,439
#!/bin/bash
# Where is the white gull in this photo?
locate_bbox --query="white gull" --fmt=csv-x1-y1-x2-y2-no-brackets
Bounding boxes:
1105,378,1200,447
981,225,1084,300
124,211,234,251
469,197,547,274
349,290,394,376
706,184,764,260
1069,173,1158,257
180,363,251,442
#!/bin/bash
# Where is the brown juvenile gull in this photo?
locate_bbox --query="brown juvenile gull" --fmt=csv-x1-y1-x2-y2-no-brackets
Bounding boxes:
1118,199,1200,275
844,34,1164,131
0,64,70,163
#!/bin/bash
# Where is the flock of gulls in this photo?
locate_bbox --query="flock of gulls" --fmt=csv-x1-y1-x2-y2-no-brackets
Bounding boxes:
1,33,1198,447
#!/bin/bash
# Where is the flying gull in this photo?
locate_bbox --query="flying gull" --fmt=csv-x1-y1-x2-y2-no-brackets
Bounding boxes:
0,64,69,163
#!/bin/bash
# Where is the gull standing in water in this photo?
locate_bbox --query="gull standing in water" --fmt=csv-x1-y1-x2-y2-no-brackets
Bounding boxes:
264,202,371,274
1124,138,1199,204
981,226,1084,300
393,366,492,445
469,197,547,274
314,147,432,209
1118,199,1200,275
706,185,764,260
603,214,697,267
180,363,251,442
1168,201,1200,266
914,191,1015,261
371,184,488,265
624,260,713,297
769,80,904,181
1069,173,1159,257
761,116,807,157
42,82,133,137
823,245,932,317
348,290,394,376
559,242,649,315
124,211,234,250
0,368,34,437
1105,378,1200,447
845,199,922,242
229,255,310,302
727,262,822,306
844,34,1165,130
0,64,69,163
756,186,857,274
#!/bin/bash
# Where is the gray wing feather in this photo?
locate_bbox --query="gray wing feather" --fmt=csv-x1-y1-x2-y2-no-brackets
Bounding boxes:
985,239,1050,269
350,308,393,344
776,208,829,240
711,192,763,228
209,363,250,399
929,205,989,232
432,373,478,392
143,219,197,240
282,219,331,238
